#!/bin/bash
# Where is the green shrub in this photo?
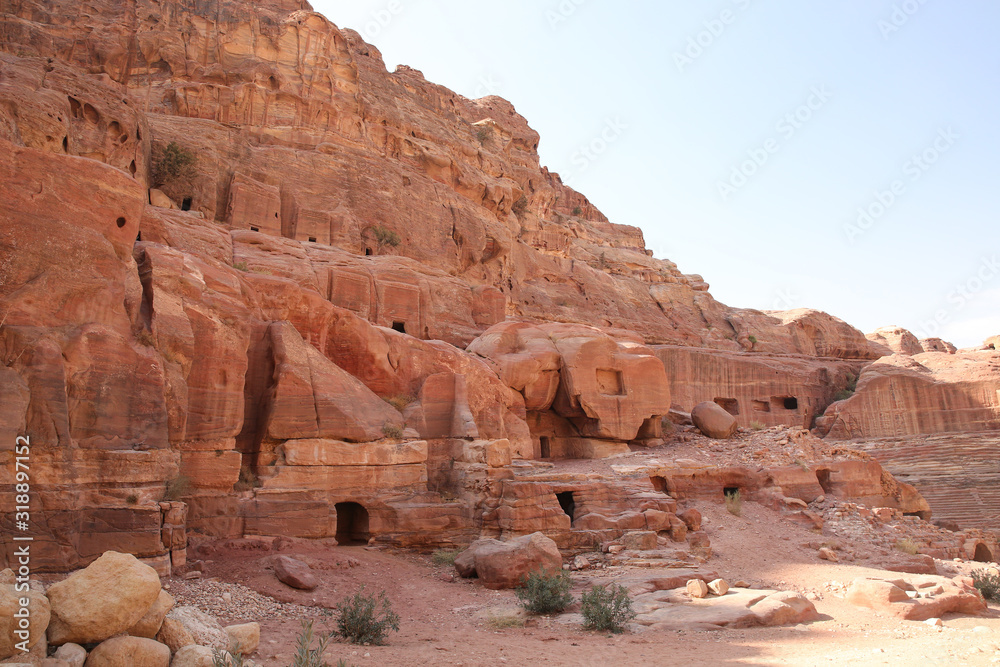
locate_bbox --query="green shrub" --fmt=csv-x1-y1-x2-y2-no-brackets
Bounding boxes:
371,225,400,252
972,569,1000,600
382,422,403,440
511,195,528,218
136,329,155,347
152,141,197,187
334,587,400,646
572,206,583,216
212,646,245,667
232,261,248,271
431,549,458,566
749,421,764,431
476,125,493,144
833,389,854,402
896,538,919,555
292,619,332,667
748,334,758,344
485,613,524,630
384,394,415,412
581,583,635,633
125,493,139,505
725,488,742,517
234,466,261,492
163,475,192,501
516,568,573,615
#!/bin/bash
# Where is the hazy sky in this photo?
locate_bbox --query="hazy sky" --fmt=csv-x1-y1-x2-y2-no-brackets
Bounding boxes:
311,0,1000,348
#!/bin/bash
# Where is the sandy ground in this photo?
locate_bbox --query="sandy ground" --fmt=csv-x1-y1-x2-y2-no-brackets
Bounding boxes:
180,497,1000,667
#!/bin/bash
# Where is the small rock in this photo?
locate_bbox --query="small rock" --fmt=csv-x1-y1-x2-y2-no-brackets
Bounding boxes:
818,548,839,562
686,579,709,598
924,618,943,627
183,571,202,581
273,556,318,591
707,579,729,596
53,644,87,667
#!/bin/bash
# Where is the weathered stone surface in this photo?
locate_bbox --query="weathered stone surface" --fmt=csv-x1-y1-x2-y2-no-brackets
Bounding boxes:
272,556,318,591
817,351,1000,439
454,532,562,590
691,401,737,439
686,580,709,598
163,607,228,651
127,589,174,639
749,591,818,626
708,579,729,596
225,622,260,655
279,439,427,466
83,636,169,667
168,645,215,667
154,618,194,653
46,552,161,645
866,326,923,356
846,575,986,621
0,585,50,659
53,644,87,667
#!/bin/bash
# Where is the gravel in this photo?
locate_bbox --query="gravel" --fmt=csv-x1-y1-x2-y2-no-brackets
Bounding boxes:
166,577,325,624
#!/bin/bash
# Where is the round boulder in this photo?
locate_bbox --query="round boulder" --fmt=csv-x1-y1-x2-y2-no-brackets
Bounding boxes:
691,401,738,439
84,636,169,667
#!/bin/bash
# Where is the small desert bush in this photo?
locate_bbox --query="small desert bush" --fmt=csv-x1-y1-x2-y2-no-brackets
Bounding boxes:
572,206,583,216
511,195,528,218
212,646,245,667
371,225,401,250
725,489,742,517
749,421,764,431
485,613,525,630
234,466,261,492
896,538,920,555
334,587,400,646
125,493,139,505
136,329,155,347
384,394,415,412
972,569,1000,601
833,389,854,402
382,422,403,440
152,141,197,187
748,334,758,344
516,568,573,615
232,261,248,271
581,583,635,633
292,620,332,667
476,125,493,144
163,475,192,501
431,549,458,566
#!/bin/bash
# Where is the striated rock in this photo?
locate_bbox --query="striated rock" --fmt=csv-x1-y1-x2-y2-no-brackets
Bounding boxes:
677,508,702,532
272,556,318,591
866,326,923,356
817,351,1000,439
83,636,169,667
454,533,562,590
691,401,737,439
163,607,228,651
46,552,161,645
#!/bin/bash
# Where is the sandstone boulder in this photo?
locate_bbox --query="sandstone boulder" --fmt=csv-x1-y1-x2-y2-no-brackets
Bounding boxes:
46,552,162,645
154,618,194,653
686,580,708,598
708,579,729,596
677,508,702,532
167,645,215,667
83,636,169,667
454,533,562,589
272,556,318,591
127,589,174,638
846,576,986,621
164,607,228,651
749,591,818,626
225,622,260,654
691,401,737,439
1,584,50,659
53,644,87,667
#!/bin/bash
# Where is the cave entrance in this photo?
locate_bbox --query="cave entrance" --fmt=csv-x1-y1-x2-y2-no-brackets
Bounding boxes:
974,543,995,563
335,502,370,546
816,469,833,494
556,492,576,522
365,247,373,256
539,436,551,459
723,487,741,499
391,321,406,333
181,197,192,211
772,396,799,410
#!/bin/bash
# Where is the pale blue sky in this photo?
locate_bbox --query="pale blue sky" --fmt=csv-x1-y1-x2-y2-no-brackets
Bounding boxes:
312,0,1000,348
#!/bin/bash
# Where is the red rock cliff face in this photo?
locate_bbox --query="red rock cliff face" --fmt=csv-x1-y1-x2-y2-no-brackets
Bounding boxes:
0,0,984,569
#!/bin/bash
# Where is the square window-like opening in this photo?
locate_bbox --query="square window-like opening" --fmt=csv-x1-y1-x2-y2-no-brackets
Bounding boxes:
596,368,625,396
752,399,770,412
539,436,551,459
714,397,739,415
391,321,406,333
772,396,798,411
308,236,317,243
250,226,259,232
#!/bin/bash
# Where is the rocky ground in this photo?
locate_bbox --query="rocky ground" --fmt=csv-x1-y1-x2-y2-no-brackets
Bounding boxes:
151,429,1000,667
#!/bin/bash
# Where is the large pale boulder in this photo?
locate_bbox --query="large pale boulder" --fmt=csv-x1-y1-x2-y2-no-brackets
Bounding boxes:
46,552,161,645
846,576,986,621
225,622,260,655
749,591,818,625
84,636,169,667
154,618,194,653
168,645,215,667
0,585,50,659
163,607,228,651
691,401,737,439
454,532,562,589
